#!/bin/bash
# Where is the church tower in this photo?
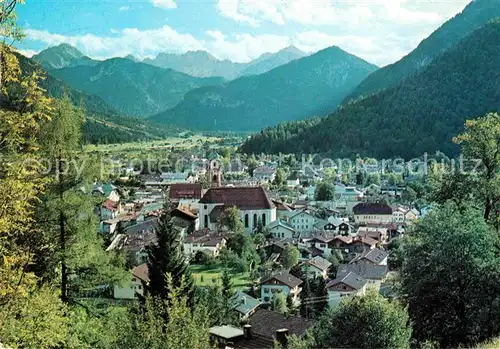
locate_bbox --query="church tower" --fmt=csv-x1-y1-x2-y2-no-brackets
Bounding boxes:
206,159,222,188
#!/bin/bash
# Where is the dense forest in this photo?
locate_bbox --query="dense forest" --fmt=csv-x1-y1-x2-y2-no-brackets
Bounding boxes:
346,0,500,101
241,21,500,159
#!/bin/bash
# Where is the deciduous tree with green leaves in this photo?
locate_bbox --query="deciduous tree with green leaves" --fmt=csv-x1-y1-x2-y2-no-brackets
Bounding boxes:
312,289,412,349
314,182,335,201
453,113,500,224
401,203,500,347
279,244,300,270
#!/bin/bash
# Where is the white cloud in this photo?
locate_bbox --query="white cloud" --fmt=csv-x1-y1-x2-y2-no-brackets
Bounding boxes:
119,6,130,12
217,0,259,27
205,30,290,62
217,0,374,26
15,48,39,58
151,0,177,9
217,0,465,28
25,26,202,60
24,1,473,66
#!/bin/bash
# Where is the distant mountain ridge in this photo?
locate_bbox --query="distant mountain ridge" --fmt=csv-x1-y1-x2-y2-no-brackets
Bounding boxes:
346,0,500,101
49,58,225,117
240,46,307,77
241,21,500,159
32,43,98,70
150,46,378,131
16,53,178,144
143,46,307,79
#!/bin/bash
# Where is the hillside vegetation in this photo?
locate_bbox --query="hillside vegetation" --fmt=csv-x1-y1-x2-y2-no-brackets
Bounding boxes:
241,21,500,158
346,0,500,101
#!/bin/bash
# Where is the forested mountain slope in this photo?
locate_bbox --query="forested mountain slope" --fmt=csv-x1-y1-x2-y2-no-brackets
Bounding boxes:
49,58,224,117
150,46,377,131
241,21,500,159
346,0,500,101
17,53,178,143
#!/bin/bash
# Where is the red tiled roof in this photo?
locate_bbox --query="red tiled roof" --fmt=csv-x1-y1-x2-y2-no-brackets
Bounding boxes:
172,207,197,220
351,236,378,247
199,187,275,210
103,199,119,211
132,263,150,283
169,183,202,200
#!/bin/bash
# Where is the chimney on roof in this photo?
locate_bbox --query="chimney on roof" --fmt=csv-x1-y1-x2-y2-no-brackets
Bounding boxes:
243,324,252,339
276,329,289,347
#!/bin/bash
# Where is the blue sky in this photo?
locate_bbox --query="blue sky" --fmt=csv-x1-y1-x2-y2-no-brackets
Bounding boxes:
16,0,472,66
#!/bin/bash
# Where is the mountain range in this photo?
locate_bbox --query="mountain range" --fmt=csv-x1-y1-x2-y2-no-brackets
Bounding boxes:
346,0,500,101
48,58,225,117
142,46,307,80
241,19,500,159
29,0,500,153
32,43,98,70
149,46,377,131
17,53,178,144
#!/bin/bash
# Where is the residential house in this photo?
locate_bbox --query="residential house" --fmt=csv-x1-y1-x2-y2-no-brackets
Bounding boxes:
306,233,377,261
247,309,311,346
286,209,317,235
266,220,296,239
171,207,198,235
392,205,420,222
107,218,158,266
286,177,300,188
335,184,364,201
232,291,261,319
326,271,367,307
350,248,388,267
338,263,388,291
301,256,332,279
272,200,295,220
113,263,149,300
183,230,227,259
253,166,276,183
260,272,303,304
265,238,298,262
198,187,276,234
344,247,389,288
328,216,354,236
92,183,120,202
345,236,378,260
356,226,388,244
100,199,121,221
209,309,311,349
160,172,190,184
299,245,324,260
353,202,393,224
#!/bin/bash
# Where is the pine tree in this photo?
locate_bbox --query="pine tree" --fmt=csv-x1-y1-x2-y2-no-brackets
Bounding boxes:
313,277,328,315
147,199,194,306
220,268,238,325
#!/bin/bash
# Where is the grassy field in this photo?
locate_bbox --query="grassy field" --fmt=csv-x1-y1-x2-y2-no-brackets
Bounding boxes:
190,264,251,290
84,135,222,153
